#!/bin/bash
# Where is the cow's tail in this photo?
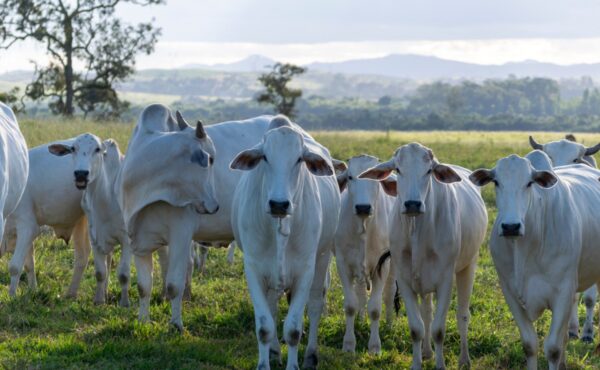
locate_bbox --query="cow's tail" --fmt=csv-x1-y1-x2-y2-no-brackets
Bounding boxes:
376,250,391,278
394,280,401,316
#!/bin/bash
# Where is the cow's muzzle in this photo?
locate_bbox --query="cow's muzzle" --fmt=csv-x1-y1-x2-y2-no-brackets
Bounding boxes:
501,223,522,237
74,170,89,190
269,200,290,218
355,204,372,217
403,200,423,216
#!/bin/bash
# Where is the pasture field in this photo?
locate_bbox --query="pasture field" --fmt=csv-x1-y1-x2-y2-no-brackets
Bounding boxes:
2,120,600,369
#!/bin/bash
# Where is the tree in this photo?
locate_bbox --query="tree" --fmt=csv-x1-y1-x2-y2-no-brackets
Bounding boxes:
0,0,163,118
0,87,23,113
256,63,306,119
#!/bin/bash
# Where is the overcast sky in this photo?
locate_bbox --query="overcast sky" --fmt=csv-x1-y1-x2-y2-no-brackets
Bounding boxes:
2,0,600,72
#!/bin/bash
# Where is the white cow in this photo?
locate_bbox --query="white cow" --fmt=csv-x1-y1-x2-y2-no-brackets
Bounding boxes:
3,137,89,298
529,135,600,342
0,102,29,290
334,154,397,354
118,104,271,331
48,135,132,307
360,143,488,369
470,155,600,369
231,116,340,370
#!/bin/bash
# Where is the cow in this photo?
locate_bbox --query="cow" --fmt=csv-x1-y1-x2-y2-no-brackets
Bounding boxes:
334,154,397,354
470,155,600,369
230,116,340,370
3,137,89,298
118,104,274,331
529,135,600,342
359,143,488,369
48,135,132,307
0,102,29,293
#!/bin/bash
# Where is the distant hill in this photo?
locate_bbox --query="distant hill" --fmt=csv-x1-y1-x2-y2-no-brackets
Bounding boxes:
182,55,276,72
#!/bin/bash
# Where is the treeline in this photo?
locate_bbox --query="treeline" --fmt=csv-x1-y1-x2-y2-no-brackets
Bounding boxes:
162,76,600,131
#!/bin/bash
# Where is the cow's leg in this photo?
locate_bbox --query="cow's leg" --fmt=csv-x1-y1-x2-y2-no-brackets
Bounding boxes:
92,244,110,304
336,254,358,353
420,293,433,360
355,275,368,321
67,216,91,298
157,246,169,301
431,272,453,370
568,294,580,339
266,287,281,364
9,223,39,297
183,251,193,302
165,229,193,332
245,259,273,370
456,261,476,368
499,279,538,369
303,250,332,369
23,246,37,289
135,252,153,322
397,276,424,370
383,262,396,328
117,238,133,307
582,285,597,343
197,244,209,273
227,241,236,264
367,258,388,354
545,290,575,370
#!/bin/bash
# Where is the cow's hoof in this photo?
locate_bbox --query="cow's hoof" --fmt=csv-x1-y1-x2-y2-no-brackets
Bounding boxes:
302,350,318,369
582,335,594,343
458,357,471,369
269,349,282,365
169,321,183,334
119,298,130,308
568,331,579,340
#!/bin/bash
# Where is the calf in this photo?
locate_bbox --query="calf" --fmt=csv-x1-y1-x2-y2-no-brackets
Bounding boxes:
470,155,600,369
360,143,488,369
4,138,89,298
334,155,396,354
49,135,132,306
231,116,340,370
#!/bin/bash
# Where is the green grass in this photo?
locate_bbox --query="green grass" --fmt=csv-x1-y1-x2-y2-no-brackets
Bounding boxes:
3,122,600,369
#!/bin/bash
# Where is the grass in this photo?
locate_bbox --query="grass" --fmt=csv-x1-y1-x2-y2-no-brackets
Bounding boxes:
3,120,600,369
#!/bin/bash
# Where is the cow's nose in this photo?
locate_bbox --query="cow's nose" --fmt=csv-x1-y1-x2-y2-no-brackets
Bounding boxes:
269,200,290,217
501,223,521,236
74,170,89,180
355,204,372,216
403,200,422,214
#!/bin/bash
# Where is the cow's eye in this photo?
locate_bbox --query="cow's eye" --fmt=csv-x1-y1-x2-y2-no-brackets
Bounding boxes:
297,157,303,164
573,159,579,163
95,148,100,153
209,156,214,165
493,180,499,187
348,176,353,181
263,155,268,163
426,169,432,174
526,181,533,188
395,168,401,174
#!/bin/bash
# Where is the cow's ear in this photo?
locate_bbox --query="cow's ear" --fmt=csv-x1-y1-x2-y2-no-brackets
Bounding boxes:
230,148,264,171
302,150,334,176
331,158,347,173
358,160,394,180
532,170,558,188
191,148,209,167
48,144,74,156
380,177,397,197
469,169,494,187
337,171,348,192
433,163,461,183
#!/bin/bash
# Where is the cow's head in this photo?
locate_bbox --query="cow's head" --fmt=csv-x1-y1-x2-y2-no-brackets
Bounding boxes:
359,143,460,216
529,135,600,167
49,133,106,190
230,121,333,218
337,155,396,218
470,154,557,238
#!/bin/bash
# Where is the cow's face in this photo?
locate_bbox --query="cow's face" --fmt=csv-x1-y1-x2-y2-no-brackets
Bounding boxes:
230,126,333,218
337,155,395,218
470,155,557,238
48,133,105,190
359,143,460,216
529,136,600,167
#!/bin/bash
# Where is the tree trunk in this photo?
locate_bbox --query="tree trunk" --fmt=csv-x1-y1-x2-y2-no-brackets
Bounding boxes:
64,15,74,116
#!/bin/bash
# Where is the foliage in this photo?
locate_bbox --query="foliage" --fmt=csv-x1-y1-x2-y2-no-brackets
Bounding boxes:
0,0,163,118
2,123,600,369
256,63,306,119
0,86,23,112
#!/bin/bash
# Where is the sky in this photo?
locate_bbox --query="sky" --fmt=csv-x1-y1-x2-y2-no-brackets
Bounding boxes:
2,0,600,72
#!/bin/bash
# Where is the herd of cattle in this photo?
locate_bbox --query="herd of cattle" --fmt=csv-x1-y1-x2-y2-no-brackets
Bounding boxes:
2,101,600,369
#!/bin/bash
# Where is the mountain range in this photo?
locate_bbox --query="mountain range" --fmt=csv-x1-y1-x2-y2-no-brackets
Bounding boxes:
185,54,600,80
